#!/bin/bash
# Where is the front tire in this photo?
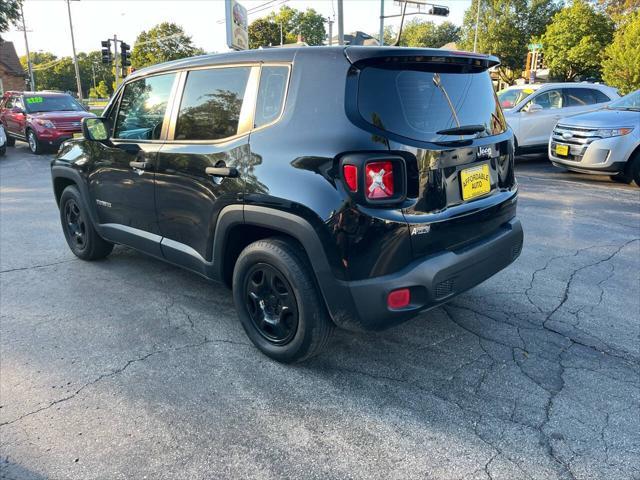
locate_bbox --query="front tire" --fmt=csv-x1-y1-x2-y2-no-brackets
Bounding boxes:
27,129,44,155
59,185,113,260
0,144,5,156
6,135,15,147
628,152,640,188
610,172,632,184
232,237,334,363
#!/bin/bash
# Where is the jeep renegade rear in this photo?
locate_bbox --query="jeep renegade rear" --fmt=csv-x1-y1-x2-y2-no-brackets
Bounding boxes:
52,46,522,362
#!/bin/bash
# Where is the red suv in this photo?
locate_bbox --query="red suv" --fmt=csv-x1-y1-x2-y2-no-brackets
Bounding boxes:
0,91,95,154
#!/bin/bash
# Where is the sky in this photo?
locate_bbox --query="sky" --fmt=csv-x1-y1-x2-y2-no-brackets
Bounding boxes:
4,0,472,59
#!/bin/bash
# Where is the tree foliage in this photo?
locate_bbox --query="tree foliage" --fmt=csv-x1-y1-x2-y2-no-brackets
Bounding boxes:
131,22,204,69
0,0,22,40
602,11,640,94
397,20,461,48
459,0,560,84
20,50,115,96
541,0,614,81
89,80,109,99
592,0,640,20
248,6,326,48
248,17,281,49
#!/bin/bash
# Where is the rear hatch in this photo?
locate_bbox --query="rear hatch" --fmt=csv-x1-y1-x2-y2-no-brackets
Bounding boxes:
344,47,517,257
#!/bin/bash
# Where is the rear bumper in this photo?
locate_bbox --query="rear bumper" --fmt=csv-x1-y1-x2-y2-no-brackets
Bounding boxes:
330,218,523,331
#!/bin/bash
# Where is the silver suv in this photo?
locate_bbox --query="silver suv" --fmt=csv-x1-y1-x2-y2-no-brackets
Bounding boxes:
548,89,640,187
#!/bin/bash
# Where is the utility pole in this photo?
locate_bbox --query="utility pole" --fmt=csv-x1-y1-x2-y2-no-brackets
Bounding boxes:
473,0,481,52
91,63,97,89
113,34,120,89
66,0,83,99
280,22,283,46
327,17,334,46
379,0,384,46
19,4,35,91
337,0,344,45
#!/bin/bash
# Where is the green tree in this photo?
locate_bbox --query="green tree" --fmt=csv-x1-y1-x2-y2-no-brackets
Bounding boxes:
459,0,560,84
602,11,640,94
401,19,461,48
541,0,614,81
89,80,109,99
0,0,22,40
248,6,326,48
131,22,204,69
592,0,640,20
248,17,281,48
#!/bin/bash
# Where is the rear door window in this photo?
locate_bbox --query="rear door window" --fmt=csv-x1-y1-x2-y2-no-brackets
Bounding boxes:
114,73,177,140
174,67,251,141
255,66,289,128
565,88,610,107
357,65,506,142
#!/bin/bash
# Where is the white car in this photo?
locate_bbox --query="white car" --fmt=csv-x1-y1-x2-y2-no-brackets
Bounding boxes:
498,83,619,154
0,123,6,156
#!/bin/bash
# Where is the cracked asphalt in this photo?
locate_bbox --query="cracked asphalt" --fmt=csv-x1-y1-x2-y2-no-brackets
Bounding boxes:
1,145,639,480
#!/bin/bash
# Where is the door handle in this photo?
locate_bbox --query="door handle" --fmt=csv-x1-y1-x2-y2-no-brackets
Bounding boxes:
205,166,239,178
129,161,151,170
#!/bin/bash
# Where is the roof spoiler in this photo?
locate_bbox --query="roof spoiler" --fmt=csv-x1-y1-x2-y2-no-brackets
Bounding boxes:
344,46,500,71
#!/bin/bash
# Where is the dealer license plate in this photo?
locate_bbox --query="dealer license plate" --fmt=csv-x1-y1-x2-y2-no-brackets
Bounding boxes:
555,144,569,156
461,164,491,201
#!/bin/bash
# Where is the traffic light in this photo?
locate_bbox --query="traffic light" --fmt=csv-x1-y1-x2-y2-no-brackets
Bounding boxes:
101,40,112,64
120,42,131,67
427,5,449,16
535,52,544,70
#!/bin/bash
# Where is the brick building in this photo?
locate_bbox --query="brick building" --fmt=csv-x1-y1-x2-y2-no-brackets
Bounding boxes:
0,41,26,94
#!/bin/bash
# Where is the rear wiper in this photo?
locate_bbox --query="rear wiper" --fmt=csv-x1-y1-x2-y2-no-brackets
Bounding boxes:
436,124,486,135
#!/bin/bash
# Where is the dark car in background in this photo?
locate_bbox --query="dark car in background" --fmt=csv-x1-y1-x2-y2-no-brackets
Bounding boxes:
0,91,95,154
51,46,522,362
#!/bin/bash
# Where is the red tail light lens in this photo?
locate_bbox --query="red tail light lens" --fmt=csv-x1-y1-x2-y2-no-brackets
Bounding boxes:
387,288,410,309
343,164,358,192
365,161,394,199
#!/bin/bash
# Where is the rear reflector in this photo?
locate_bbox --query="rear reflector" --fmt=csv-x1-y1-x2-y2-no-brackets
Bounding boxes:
387,288,410,309
343,164,358,192
365,161,394,199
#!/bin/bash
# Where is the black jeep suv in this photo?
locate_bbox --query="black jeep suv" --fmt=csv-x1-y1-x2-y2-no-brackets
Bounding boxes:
51,46,523,362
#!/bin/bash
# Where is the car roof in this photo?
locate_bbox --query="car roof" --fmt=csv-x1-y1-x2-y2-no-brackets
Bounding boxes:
3,91,71,97
128,45,500,80
504,82,614,91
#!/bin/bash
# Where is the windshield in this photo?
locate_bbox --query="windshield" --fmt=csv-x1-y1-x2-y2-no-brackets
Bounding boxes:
357,65,507,143
608,90,640,111
24,95,85,113
497,87,535,109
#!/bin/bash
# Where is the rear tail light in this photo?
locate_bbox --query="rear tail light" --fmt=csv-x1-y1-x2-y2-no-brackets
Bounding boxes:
387,288,410,309
343,164,358,192
365,161,394,199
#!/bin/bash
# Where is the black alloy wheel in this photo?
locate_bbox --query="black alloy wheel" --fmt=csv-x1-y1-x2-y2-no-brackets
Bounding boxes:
64,198,87,252
245,263,299,345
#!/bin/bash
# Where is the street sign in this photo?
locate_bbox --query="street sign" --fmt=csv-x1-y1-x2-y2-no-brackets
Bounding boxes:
225,0,248,51
528,43,542,51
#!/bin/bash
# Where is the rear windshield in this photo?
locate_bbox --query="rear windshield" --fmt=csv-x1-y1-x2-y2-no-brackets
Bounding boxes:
24,95,85,113
357,65,506,143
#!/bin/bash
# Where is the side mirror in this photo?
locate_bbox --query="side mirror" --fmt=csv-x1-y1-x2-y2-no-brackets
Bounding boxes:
82,117,110,141
526,103,543,113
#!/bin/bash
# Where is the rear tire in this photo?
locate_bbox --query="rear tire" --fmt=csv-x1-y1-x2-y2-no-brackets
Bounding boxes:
232,237,334,363
59,185,113,260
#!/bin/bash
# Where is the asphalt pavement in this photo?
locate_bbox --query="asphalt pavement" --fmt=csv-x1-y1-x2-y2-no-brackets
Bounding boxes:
1,145,639,480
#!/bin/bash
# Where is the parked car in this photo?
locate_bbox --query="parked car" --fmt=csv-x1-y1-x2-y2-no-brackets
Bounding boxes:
498,83,619,154
549,89,640,186
51,47,523,362
0,91,95,154
0,123,6,156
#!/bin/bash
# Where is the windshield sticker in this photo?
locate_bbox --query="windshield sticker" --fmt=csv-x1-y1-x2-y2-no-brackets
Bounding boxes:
26,97,44,104
523,89,534,94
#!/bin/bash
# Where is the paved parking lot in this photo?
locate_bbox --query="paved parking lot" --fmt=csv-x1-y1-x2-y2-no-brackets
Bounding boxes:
1,144,639,480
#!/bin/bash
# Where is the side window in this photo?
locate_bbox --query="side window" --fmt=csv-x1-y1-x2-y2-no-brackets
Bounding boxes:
4,96,14,109
524,89,564,110
14,97,25,110
174,67,251,141
114,73,176,140
255,66,289,128
565,88,599,107
593,90,611,103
